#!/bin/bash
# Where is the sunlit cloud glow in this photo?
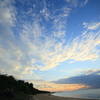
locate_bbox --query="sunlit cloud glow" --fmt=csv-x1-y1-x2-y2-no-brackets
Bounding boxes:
29,80,90,92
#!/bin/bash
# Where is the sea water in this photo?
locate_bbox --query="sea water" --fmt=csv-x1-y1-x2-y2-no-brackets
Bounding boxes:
53,88,100,99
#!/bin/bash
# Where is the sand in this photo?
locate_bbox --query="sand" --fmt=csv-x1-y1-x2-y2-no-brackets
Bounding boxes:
32,94,99,100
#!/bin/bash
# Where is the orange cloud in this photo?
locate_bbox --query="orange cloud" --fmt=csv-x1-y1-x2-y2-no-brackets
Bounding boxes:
39,84,90,92
29,80,90,92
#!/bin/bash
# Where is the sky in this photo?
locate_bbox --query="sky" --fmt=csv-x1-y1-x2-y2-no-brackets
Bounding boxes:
0,0,100,92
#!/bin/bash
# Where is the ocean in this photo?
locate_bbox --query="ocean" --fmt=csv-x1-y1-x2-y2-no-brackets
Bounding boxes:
52,88,100,99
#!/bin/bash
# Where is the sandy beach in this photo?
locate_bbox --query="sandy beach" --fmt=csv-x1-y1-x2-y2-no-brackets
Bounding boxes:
32,94,99,100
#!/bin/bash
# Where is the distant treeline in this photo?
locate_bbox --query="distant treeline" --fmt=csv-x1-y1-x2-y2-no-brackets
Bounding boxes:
0,74,50,100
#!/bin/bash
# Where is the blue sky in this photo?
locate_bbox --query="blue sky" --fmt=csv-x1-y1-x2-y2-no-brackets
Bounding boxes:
0,0,100,92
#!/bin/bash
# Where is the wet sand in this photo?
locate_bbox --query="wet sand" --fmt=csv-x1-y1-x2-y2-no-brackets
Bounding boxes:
32,94,99,100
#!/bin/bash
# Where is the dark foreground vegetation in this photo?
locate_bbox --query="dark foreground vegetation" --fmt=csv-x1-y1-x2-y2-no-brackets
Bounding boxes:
0,74,50,100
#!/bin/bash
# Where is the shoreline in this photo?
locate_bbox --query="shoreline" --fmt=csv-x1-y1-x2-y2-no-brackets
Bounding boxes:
32,94,99,100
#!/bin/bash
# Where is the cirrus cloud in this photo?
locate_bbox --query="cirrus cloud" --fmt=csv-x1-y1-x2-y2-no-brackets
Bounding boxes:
0,0,100,80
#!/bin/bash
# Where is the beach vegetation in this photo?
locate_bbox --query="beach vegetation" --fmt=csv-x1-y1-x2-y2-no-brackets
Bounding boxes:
0,74,50,100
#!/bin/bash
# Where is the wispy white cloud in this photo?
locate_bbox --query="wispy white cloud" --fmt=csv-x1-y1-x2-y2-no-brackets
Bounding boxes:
83,22,100,30
40,0,51,21
80,0,89,6
0,0,16,25
78,69,100,75
0,0,100,80
66,0,89,7
66,0,79,7
83,0,89,5
17,20,100,71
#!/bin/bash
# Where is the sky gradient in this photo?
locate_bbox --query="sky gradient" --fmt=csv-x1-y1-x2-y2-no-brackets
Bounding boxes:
0,0,100,92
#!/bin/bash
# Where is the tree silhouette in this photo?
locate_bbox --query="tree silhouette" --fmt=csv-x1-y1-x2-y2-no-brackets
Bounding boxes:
0,73,50,100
